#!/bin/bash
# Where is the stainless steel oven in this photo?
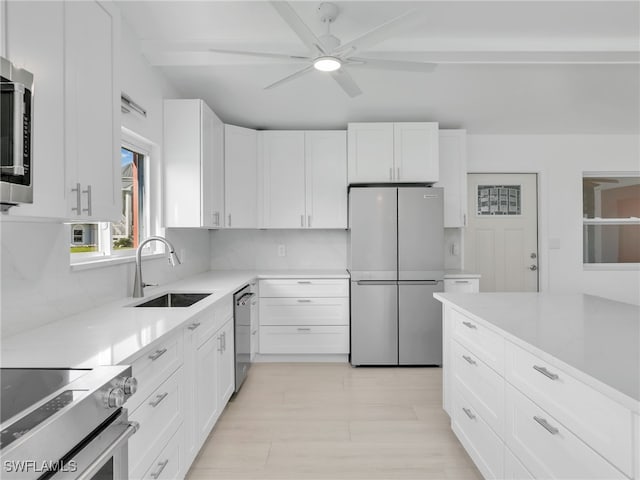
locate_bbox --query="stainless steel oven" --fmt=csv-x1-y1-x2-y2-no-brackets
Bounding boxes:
0,56,33,211
0,366,138,480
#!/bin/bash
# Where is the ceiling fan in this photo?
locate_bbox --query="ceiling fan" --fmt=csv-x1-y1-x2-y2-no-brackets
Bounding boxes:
209,1,436,98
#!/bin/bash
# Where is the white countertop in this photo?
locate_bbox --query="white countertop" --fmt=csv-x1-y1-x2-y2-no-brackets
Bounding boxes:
1,269,349,369
434,292,640,411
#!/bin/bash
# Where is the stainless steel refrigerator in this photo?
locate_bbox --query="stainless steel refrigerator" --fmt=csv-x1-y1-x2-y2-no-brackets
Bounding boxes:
349,186,444,366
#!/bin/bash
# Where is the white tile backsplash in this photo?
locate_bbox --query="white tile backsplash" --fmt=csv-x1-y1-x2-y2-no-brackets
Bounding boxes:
209,229,348,270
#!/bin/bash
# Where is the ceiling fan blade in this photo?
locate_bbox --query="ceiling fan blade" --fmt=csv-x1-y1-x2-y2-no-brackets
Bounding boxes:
209,48,311,62
264,65,314,90
270,2,326,55
347,57,437,73
330,69,363,98
337,10,421,58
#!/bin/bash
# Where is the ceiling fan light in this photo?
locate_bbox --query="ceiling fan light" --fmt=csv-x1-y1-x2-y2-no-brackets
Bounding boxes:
313,56,341,72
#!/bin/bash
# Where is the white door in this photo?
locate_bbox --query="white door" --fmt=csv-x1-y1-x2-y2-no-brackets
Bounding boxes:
464,173,538,292
261,131,306,228
347,123,394,183
224,125,258,228
393,122,439,183
305,131,347,229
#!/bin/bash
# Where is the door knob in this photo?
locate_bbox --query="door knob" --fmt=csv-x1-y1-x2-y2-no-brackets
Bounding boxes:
529,265,538,271
530,252,537,259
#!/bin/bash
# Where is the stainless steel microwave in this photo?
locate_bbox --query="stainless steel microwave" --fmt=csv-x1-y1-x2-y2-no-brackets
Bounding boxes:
1,56,33,211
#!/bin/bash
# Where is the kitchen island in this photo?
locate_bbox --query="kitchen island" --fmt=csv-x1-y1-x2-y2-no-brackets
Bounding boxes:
435,292,639,480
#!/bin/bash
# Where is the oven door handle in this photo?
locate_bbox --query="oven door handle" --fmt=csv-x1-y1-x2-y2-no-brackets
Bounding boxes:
74,421,139,480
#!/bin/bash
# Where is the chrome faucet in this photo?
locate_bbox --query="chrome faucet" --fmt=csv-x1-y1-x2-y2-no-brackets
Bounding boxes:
132,236,181,298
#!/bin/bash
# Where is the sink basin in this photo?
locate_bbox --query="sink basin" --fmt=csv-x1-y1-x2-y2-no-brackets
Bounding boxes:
133,292,212,308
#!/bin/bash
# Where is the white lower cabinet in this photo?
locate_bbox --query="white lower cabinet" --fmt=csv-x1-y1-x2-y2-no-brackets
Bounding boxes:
504,447,535,480
505,384,626,480
140,415,184,480
258,278,349,356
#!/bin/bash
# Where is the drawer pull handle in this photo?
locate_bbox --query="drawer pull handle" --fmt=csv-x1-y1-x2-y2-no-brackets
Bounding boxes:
252,330,257,335
462,407,476,420
297,299,312,303
533,416,559,435
297,281,312,284
454,280,470,284
462,355,477,366
533,365,559,380
297,327,311,332
462,321,477,329
187,322,201,331
148,348,168,361
149,392,169,408
150,459,169,479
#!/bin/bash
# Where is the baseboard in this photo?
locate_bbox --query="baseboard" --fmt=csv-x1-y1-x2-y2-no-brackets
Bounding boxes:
254,354,349,363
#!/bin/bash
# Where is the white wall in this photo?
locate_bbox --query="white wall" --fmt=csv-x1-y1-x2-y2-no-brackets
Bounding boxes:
209,229,347,270
467,134,640,305
0,17,211,337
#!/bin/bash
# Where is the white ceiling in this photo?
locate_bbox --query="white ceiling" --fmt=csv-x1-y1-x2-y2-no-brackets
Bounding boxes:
118,1,640,134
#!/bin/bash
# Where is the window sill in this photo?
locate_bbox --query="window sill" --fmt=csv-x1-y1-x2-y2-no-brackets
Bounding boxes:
583,263,640,272
70,253,165,271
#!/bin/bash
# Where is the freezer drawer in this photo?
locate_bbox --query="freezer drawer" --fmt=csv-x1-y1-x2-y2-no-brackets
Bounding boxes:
350,281,398,365
398,281,443,365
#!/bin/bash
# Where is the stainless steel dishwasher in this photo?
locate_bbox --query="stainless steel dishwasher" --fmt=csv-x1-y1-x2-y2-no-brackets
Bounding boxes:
234,285,254,393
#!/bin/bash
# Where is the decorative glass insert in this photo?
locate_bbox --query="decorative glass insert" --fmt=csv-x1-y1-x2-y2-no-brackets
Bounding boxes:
477,185,521,216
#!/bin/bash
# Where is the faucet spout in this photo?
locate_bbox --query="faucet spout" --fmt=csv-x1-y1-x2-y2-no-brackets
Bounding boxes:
132,236,181,298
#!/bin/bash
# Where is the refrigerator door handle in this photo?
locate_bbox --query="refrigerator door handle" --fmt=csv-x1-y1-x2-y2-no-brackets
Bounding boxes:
398,280,442,286
356,280,397,286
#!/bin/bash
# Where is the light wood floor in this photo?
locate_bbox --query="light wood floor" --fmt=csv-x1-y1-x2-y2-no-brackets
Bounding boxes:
186,363,482,480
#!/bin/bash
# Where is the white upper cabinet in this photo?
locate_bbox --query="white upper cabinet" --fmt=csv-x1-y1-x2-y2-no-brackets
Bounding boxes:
224,125,258,228
64,1,121,221
3,1,119,220
347,122,439,184
261,131,306,228
260,130,347,229
435,130,468,228
164,99,224,228
305,131,347,229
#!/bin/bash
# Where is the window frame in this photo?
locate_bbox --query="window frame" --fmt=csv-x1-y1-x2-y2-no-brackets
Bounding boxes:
582,171,640,270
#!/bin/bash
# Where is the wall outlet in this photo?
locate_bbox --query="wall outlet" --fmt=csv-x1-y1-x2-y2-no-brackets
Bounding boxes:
277,244,286,257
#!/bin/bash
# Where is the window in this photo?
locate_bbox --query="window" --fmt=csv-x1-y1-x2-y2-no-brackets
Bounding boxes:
477,185,521,216
583,174,640,265
70,145,147,260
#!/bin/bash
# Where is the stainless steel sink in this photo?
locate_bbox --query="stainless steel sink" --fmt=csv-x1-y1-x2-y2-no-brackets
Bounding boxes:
133,292,212,308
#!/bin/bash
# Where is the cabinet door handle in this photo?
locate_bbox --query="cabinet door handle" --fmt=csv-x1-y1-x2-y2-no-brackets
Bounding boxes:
71,183,82,215
297,299,312,303
297,281,312,284
214,212,220,226
228,214,232,227
148,348,167,361
297,327,311,332
389,168,393,180
397,167,400,180
251,330,257,335
308,215,312,228
148,392,169,408
187,322,201,331
462,355,476,366
82,185,92,216
462,321,477,329
301,214,304,227
217,335,223,353
454,280,470,284
533,416,559,435
150,459,169,479
222,331,226,351
462,407,476,420
533,365,559,380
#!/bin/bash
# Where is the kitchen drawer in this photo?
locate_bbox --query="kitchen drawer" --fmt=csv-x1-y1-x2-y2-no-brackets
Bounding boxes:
505,341,634,477
189,294,233,348
259,278,348,298
505,384,626,480
451,308,504,374
504,447,535,480
259,297,349,326
259,325,349,354
125,333,183,412
141,426,183,480
452,383,504,480
452,340,504,437
130,367,183,480
444,278,479,293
